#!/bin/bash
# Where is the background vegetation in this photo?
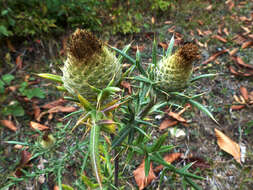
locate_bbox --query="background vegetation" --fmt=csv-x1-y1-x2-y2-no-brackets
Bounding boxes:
0,0,172,38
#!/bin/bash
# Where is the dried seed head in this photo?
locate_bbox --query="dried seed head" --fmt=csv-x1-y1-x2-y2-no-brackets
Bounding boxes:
176,43,199,65
68,29,102,60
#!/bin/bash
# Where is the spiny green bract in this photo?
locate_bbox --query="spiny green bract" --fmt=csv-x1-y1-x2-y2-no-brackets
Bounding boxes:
61,29,122,101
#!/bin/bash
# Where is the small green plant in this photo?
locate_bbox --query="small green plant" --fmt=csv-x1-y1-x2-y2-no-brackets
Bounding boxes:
0,74,45,117
34,29,218,189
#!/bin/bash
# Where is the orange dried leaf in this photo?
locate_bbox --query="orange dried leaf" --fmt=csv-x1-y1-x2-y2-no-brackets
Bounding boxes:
159,119,178,130
16,55,23,69
229,48,238,56
30,121,49,131
214,128,241,163
240,86,248,101
154,153,182,172
230,105,245,110
133,160,156,190
223,28,229,36
20,150,32,166
121,81,132,94
196,28,203,36
241,41,253,49
42,98,67,109
234,56,253,69
0,120,17,132
32,103,41,121
47,106,76,113
212,35,227,43
229,66,240,76
202,50,227,64
168,111,187,123
241,26,251,34
158,42,168,50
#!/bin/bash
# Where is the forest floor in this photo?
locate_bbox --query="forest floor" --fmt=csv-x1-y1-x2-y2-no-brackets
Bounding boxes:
1,1,253,189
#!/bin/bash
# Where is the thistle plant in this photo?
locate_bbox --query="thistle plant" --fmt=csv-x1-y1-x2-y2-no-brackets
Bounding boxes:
38,31,218,190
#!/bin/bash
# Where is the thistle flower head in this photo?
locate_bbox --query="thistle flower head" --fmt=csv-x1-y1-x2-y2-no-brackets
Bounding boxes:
62,29,122,100
155,43,199,91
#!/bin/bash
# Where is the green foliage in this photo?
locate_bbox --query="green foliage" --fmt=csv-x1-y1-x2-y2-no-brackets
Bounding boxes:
1,100,25,117
0,0,101,38
18,82,45,99
0,0,175,38
0,74,15,93
0,74,45,118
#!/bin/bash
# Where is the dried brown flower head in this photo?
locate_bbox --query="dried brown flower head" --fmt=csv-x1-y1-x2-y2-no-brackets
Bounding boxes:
68,29,102,60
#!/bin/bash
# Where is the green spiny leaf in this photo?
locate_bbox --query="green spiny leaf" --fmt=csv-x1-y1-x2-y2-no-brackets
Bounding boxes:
166,34,174,57
37,73,63,83
90,124,103,189
188,99,219,125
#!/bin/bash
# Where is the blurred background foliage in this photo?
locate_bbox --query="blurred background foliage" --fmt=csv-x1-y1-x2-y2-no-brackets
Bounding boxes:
0,0,173,39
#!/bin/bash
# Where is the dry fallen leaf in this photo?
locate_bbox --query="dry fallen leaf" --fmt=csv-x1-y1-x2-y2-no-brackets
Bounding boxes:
159,42,168,50
229,66,253,77
30,121,49,131
229,48,238,56
168,111,187,123
233,56,253,69
0,120,17,132
154,153,182,172
240,86,248,102
16,55,23,69
241,41,253,49
32,103,41,121
202,50,227,64
214,128,241,163
121,81,132,94
47,106,76,113
159,119,178,130
15,150,32,177
42,98,67,109
133,160,156,190
212,35,227,43
230,105,245,110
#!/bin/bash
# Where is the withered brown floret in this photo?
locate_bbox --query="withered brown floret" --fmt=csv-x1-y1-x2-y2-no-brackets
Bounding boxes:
68,29,102,60
177,43,199,64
